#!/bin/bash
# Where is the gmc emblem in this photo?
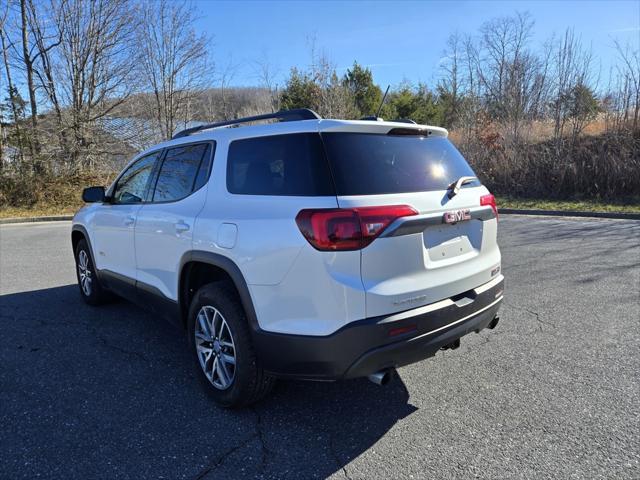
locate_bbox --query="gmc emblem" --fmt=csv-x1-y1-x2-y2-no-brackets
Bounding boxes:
443,209,471,224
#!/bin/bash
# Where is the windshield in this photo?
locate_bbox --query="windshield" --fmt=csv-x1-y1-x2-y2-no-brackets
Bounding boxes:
321,133,478,196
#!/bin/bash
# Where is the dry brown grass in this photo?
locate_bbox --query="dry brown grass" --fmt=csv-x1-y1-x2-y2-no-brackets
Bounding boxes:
451,122,639,201
0,171,117,218
449,117,610,145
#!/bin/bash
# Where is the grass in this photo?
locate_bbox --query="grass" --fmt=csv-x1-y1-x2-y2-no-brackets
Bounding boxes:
0,171,114,220
0,204,80,219
496,196,640,214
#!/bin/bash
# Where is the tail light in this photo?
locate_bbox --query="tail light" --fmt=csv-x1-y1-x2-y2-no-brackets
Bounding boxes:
480,193,498,220
296,205,418,251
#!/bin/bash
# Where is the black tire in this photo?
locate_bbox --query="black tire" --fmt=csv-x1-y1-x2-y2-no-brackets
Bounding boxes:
188,281,275,408
74,238,110,306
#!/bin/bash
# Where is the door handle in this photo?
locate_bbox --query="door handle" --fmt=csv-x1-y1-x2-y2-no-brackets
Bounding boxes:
175,221,190,233
124,215,135,227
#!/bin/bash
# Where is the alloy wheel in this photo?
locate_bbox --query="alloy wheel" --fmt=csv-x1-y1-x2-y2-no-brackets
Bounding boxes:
195,305,237,390
78,250,92,296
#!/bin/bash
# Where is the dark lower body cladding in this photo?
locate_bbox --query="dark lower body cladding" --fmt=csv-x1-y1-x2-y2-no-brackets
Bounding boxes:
252,277,504,380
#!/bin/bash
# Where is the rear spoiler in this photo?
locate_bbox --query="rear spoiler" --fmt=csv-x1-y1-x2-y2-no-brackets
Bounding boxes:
318,119,448,137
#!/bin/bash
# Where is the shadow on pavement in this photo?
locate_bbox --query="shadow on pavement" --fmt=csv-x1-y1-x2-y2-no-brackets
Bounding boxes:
1,284,418,479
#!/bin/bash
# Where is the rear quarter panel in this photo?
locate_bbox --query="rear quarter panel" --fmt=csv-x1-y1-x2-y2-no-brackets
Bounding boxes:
192,127,366,335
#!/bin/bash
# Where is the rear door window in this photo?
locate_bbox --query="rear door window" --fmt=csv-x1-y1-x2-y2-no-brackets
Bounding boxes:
152,143,213,202
321,133,478,195
226,133,334,196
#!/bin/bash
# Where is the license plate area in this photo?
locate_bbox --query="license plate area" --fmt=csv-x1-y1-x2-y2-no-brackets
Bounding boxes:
424,220,483,262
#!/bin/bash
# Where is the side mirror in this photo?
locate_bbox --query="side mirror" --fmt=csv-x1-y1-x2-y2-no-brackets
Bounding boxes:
82,186,106,203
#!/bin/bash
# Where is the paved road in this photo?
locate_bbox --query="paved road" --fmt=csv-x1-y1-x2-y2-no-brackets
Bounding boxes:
1,217,638,479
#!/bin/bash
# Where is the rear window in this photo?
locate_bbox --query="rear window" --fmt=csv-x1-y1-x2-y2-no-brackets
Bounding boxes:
321,133,478,195
227,133,334,196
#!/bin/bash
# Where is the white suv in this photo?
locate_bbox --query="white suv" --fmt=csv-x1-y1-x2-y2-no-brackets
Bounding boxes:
72,109,504,407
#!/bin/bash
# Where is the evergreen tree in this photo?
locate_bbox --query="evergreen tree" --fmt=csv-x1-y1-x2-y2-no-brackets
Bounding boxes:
342,62,382,117
279,68,322,112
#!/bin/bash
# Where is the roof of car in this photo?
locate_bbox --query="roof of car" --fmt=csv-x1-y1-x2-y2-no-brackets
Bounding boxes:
137,113,449,160
171,108,447,141
170,117,445,140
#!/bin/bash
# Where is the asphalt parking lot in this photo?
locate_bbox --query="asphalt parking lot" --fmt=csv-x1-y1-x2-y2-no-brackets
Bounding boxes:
1,216,638,479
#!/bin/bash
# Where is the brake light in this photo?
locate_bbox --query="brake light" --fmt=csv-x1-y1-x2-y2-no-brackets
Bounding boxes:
480,193,498,220
296,205,418,251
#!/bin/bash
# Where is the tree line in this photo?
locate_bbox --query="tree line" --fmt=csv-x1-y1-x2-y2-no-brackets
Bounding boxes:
0,0,212,173
0,2,638,202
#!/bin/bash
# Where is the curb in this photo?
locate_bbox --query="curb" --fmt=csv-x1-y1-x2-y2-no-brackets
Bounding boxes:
500,208,640,220
0,215,73,225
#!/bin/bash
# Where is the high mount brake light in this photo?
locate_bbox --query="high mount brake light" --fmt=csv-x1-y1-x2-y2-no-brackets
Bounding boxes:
296,205,418,251
480,193,498,220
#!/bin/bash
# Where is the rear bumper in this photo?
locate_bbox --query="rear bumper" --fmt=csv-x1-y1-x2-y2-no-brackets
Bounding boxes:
252,276,504,380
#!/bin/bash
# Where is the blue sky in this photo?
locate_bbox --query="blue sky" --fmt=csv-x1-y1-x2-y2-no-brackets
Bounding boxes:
194,0,640,89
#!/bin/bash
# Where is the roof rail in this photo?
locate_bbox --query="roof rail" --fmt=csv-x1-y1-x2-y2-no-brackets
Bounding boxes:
394,118,417,124
172,108,322,139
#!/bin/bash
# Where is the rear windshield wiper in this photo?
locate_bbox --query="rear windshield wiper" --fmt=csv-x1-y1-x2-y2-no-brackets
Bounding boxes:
447,176,477,199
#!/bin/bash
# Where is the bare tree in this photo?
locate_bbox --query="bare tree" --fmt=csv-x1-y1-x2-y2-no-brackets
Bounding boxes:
253,51,280,113
307,38,352,118
438,33,465,128
549,29,595,142
217,55,239,121
1,3,25,168
19,0,40,163
459,34,484,142
50,0,140,169
0,5,8,168
613,39,640,133
27,0,66,151
137,0,211,140
466,12,552,141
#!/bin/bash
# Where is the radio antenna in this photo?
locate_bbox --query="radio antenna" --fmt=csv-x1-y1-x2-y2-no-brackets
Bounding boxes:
375,85,390,119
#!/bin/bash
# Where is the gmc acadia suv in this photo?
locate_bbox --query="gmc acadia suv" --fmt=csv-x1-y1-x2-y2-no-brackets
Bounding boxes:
72,109,504,407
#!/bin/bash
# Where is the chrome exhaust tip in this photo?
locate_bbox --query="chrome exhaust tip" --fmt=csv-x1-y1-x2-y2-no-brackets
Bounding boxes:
367,369,395,386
